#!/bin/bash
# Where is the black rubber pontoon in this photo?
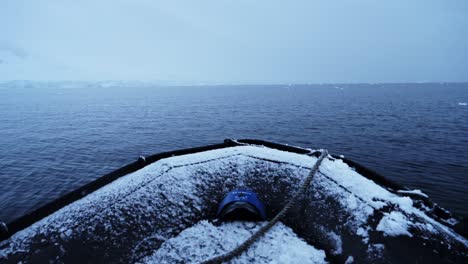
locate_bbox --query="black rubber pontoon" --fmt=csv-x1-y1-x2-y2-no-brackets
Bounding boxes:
0,139,466,263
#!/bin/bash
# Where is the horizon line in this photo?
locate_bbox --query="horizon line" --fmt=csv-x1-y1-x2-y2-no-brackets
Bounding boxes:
1,80,468,86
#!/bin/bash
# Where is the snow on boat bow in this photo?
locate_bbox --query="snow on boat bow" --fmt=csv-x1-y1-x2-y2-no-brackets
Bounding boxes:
0,139,466,263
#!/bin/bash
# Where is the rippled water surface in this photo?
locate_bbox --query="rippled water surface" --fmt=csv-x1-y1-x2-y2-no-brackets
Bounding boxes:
0,83,467,223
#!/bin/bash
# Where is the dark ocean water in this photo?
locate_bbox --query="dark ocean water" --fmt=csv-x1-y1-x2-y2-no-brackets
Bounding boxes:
0,82,467,223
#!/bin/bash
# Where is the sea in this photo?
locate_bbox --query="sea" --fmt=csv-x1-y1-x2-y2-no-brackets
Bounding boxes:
0,82,467,223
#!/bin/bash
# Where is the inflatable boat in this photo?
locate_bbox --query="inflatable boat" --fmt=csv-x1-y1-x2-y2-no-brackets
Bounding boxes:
0,139,467,263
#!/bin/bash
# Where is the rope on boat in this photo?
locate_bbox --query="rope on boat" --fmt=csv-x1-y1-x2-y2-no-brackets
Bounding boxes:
201,149,329,264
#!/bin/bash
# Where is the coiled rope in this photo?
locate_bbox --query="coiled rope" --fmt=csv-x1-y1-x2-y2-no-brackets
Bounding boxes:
201,149,329,264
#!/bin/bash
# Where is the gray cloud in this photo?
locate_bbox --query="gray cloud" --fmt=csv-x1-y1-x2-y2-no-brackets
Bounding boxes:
0,43,28,59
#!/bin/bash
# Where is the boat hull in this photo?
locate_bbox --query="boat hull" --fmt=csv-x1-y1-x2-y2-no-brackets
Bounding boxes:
0,141,466,263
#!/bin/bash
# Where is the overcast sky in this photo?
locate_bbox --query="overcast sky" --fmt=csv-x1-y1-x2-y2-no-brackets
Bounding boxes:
1,0,467,83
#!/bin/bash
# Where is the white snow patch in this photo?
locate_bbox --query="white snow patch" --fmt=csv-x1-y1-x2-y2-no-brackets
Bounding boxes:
376,211,412,237
141,221,327,264
321,158,414,212
326,231,343,255
397,189,429,198
318,157,468,246
162,145,317,169
356,227,370,244
345,256,354,264
367,243,385,257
